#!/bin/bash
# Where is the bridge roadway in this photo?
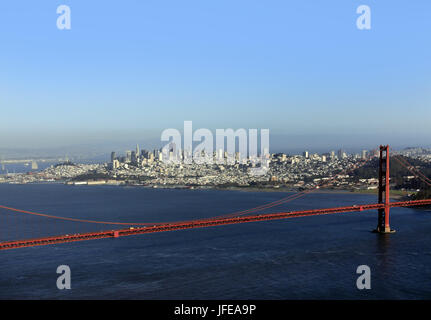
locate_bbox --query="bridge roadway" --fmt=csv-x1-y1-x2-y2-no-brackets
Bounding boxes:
1,199,431,250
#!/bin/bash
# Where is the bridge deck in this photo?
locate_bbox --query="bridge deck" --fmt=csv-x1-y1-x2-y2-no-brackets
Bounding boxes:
1,199,430,250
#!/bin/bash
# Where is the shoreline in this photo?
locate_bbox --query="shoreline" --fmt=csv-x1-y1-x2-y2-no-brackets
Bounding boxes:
213,186,408,200
1,180,410,200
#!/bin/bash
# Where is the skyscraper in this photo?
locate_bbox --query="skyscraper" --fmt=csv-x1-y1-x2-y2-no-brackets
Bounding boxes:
125,150,132,163
338,149,347,159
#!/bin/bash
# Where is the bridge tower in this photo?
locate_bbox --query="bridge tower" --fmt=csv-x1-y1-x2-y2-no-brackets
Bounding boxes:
375,145,395,233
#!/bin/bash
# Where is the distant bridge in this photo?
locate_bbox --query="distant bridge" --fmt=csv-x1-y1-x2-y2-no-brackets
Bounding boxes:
0,158,60,164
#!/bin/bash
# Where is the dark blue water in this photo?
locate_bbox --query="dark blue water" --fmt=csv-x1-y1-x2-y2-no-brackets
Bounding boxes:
0,184,430,299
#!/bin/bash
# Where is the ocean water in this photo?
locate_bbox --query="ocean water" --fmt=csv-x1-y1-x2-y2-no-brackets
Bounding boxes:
0,183,430,299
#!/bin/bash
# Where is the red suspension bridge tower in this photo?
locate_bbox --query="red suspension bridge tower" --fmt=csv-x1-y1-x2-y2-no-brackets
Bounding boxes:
375,145,395,234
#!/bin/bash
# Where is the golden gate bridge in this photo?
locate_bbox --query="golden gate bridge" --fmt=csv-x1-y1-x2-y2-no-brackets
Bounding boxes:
1,145,430,251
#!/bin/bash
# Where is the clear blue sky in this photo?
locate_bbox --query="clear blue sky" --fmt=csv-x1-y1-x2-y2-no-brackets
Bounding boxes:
0,1,430,151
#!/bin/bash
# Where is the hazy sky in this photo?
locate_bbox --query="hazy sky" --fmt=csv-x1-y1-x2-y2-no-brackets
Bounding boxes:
1,1,430,151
